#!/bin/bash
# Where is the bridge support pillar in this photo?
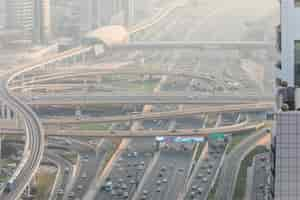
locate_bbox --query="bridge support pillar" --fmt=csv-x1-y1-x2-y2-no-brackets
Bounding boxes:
72,55,77,64
75,106,82,119
82,54,87,64
7,108,12,120
125,0,135,27
215,114,223,128
235,113,241,123
83,80,88,92
15,113,22,129
0,136,2,160
1,103,5,119
202,114,208,128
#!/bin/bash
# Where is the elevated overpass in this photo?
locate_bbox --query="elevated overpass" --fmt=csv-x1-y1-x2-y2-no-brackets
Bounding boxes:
10,69,215,90
109,41,274,51
43,103,273,125
24,93,273,106
0,121,264,138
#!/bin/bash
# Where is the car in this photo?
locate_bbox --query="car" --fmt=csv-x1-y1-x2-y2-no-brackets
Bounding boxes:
111,190,117,196
202,177,208,183
156,180,161,185
207,169,212,174
140,194,147,200
178,168,184,172
143,190,148,195
197,187,203,194
81,172,87,179
123,191,129,198
190,191,196,198
259,184,264,189
121,183,127,190
140,161,145,166
192,129,199,133
192,185,198,190
260,156,266,162
162,178,168,183
156,187,161,192
133,152,138,157
197,173,203,179
138,165,144,171
117,190,123,196
77,185,83,190
82,155,89,162
160,166,167,172
103,181,113,192
65,167,70,173
127,173,132,178
68,192,75,198
57,189,64,195
130,179,136,184
158,172,163,177
118,178,124,183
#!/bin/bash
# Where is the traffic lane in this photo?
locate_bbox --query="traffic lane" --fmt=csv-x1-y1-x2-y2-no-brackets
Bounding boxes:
251,153,269,200
51,138,103,200
176,117,204,129
185,143,226,200
143,119,171,130
138,146,194,200
50,149,74,200
67,149,104,199
95,151,152,200
46,151,73,200
96,138,155,200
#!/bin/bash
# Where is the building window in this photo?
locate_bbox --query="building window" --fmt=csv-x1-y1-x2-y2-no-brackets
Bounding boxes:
295,41,300,86
296,0,300,6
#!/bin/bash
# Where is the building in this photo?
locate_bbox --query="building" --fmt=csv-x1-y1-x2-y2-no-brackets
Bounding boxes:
5,0,51,43
276,0,300,87
272,0,300,199
0,0,6,28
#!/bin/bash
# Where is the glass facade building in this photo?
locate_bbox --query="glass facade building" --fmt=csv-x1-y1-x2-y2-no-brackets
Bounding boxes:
296,41,300,86
274,0,300,199
275,112,300,199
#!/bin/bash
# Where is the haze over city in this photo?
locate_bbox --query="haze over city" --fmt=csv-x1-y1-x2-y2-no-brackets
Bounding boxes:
0,0,290,199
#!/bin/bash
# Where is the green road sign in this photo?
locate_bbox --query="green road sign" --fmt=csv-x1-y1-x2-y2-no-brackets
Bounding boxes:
208,133,225,140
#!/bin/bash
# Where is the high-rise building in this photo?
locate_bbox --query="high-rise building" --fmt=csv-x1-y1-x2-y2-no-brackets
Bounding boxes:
0,0,6,28
276,0,300,87
272,0,300,199
5,0,51,43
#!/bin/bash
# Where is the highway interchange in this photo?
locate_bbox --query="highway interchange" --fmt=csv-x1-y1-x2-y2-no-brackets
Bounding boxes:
0,0,277,199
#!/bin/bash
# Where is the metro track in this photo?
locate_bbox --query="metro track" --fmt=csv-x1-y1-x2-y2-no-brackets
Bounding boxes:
0,79,45,200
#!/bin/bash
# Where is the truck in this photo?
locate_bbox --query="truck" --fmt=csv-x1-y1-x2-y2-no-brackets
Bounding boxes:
4,180,16,193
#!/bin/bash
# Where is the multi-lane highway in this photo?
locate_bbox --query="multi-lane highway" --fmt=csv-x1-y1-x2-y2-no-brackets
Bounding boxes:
24,93,272,106
95,138,156,200
184,140,226,200
135,143,194,200
0,121,265,138
215,129,269,200
42,103,272,125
